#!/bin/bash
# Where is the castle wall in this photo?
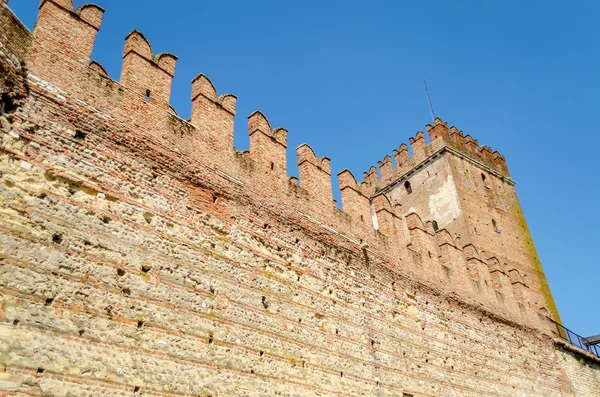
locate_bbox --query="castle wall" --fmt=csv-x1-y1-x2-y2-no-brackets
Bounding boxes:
0,102,575,395
0,1,596,396
556,346,600,397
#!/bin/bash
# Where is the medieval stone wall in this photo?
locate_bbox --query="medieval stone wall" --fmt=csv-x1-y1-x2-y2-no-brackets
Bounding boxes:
557,346,600,397
0,1,598,396
0,92,576,395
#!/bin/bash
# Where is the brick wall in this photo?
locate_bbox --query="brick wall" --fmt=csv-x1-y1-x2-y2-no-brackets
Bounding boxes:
0,1,597,396
0,3,31,61
557,346,600,397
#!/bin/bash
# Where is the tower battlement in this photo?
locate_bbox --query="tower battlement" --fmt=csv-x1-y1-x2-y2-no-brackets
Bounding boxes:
0,2,587,396
360,118,511,197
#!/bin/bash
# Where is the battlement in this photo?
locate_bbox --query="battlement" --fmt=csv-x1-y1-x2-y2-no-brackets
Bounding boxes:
359,118,511,196
2,3,590,396
0,0,556,336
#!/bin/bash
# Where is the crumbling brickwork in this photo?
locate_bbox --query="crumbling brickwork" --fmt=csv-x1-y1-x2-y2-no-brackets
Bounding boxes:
0,1,598,396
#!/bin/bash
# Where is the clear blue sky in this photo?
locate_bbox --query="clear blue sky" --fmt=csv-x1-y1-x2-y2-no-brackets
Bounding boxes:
9,0,599,336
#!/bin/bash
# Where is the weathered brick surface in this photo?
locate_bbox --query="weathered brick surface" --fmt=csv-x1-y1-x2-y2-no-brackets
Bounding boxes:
0,1,598,396
557,346,600,397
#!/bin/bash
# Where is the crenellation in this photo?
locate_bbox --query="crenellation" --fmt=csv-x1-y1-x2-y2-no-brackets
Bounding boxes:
40,0,73,10
463,134,477,152
377,155,394,185
405,212,452,288
191,73,219,101
449,125,463,143
29,0,104,85
73,3,104,29
121,30,178,104
123,30,152,61
0,1,594,395
371,194,400,242
248,110,288,185
408,130,427,162
425,117,450,143
363,165,378,189
393,143,409,168
296,143,334,206
338,169,371,227
434,228,456,248
480,145,492,161
190,73,237,159
88,59,108,76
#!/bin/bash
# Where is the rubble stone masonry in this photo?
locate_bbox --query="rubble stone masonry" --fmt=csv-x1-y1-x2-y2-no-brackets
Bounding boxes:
0,1,598,396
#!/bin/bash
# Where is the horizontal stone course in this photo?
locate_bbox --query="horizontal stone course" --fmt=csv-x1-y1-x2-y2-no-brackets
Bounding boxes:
1,1,598,395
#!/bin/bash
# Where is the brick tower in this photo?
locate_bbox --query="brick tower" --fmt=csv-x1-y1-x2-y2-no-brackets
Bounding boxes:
369,118,560,322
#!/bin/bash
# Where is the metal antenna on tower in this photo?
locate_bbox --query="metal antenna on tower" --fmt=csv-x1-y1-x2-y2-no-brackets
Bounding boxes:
424,80,436,122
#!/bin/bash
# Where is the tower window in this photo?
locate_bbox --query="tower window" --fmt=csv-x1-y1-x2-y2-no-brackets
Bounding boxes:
404,181,412,195
481,172,489,187
432,220,439,232
145,89,151,101
492,219,500,233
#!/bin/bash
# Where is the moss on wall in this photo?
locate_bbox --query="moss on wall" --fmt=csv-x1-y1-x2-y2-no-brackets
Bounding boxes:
510,196,561,323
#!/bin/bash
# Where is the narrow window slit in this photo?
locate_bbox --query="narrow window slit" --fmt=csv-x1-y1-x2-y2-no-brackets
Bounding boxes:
492,219,500,233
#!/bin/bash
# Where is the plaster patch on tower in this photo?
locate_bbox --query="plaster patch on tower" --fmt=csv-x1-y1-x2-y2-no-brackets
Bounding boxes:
428,174,461,228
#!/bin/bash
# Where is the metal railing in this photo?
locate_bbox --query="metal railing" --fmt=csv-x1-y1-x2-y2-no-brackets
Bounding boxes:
548,318,600,358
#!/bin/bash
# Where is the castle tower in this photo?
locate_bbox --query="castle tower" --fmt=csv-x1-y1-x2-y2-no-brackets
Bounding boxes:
373,119,560,322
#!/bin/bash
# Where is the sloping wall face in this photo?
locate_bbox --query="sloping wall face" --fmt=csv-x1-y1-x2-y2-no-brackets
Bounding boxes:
0,2,597,396
446,153,558,321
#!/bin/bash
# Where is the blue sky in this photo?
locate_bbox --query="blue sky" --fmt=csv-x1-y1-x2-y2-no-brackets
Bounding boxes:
9,0,599,336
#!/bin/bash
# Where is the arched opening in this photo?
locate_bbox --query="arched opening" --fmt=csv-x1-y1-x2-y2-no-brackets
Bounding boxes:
404,181,412,195
432,220,439,232
492,219,500,233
